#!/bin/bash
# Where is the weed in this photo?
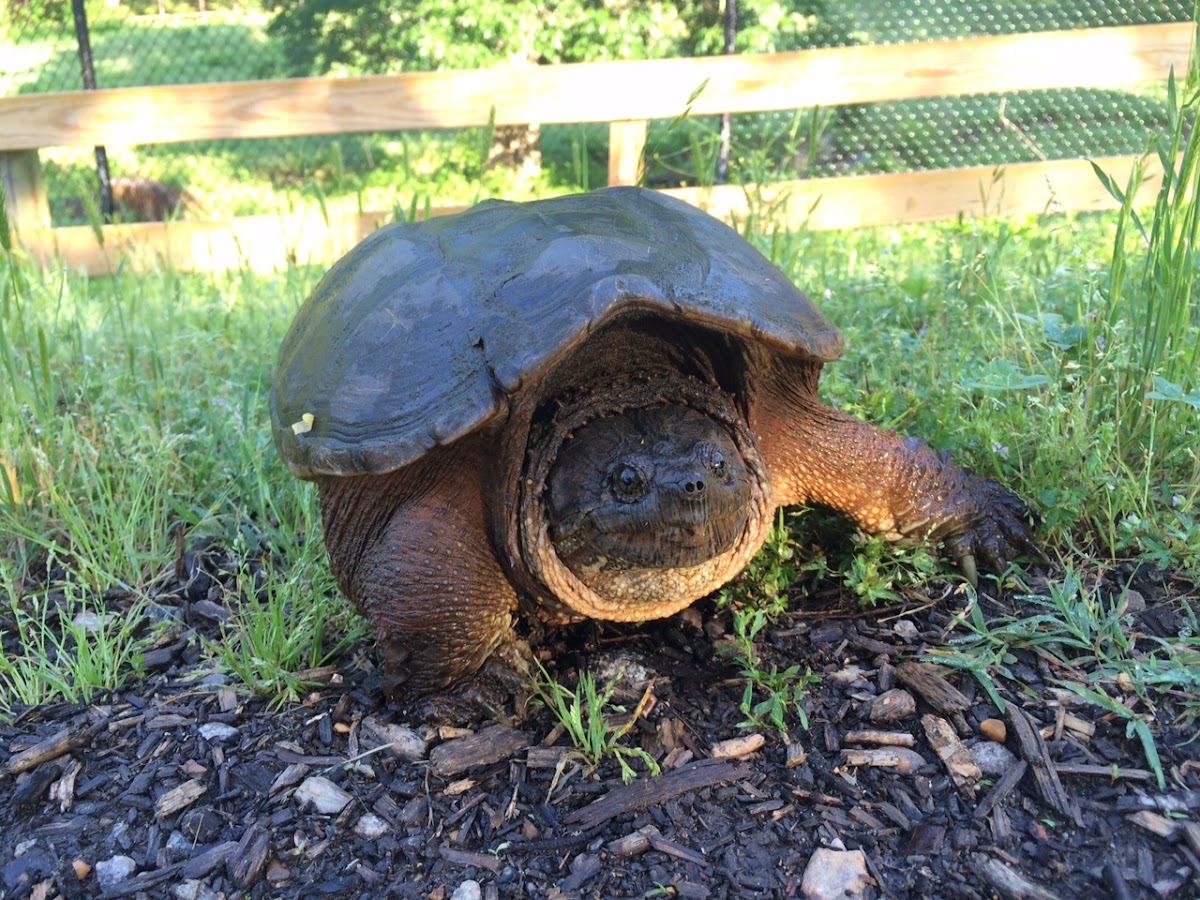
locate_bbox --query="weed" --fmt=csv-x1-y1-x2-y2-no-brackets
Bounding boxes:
0,553,154,712
717,509,799,618
206,556,362,706
719,606,819,736
927,568,1200,788
531,663,660,783
837,534,945,606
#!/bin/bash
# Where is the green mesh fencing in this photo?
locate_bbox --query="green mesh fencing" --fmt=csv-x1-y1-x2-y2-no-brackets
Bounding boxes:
2,0,1193,225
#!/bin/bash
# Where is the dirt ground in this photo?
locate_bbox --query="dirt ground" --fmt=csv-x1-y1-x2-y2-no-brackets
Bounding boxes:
2,556,1198,900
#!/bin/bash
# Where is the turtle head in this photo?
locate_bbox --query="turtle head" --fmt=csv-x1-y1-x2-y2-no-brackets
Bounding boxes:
546,405,753,573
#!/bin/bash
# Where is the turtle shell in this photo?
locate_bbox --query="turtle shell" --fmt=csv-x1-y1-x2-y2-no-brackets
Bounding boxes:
271,187,844,479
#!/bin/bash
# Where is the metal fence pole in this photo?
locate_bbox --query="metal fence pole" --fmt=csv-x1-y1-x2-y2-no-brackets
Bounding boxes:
71,0,113,219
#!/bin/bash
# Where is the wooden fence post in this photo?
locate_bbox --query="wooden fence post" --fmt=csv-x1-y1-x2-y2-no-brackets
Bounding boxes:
608,120,648,186
0,150,52,241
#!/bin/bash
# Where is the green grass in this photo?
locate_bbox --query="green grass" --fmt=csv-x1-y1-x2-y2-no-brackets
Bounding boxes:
1,11,283,95
531,663,661,782
0,225,356,708
0,556,153,712
926,567,1199,788
718,604,821,736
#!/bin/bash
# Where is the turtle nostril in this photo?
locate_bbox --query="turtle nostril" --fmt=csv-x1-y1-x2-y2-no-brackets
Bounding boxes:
684,478,706,494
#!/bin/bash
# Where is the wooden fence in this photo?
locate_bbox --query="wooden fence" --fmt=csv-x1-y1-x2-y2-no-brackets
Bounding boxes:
0,22,1192,274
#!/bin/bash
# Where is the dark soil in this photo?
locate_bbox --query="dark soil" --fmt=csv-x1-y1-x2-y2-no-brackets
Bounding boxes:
2,557,1198,900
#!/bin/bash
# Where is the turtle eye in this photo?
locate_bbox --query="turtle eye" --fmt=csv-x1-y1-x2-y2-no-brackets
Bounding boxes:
710,451,728,479
611,464,647,500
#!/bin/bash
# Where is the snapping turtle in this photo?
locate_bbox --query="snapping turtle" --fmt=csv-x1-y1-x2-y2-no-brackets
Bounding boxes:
271,187,1038,716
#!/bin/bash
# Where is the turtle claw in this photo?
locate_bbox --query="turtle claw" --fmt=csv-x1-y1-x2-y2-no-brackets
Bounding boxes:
936,475,1043,587
411,677,510,725
956,550,979,589
399,641,533,725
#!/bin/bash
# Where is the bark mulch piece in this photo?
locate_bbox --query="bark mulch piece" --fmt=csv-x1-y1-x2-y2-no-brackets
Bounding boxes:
2,562,1198,898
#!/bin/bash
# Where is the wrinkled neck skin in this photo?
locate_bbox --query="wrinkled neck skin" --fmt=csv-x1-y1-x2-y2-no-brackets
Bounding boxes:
498,316,775,622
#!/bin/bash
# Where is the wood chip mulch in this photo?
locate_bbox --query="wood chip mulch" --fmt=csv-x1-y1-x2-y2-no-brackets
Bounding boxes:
2,561,1198,899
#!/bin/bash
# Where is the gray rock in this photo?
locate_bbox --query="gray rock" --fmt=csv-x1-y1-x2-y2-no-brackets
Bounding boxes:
198,722,239,742
1120,588,1146,613
295,776,352,815
354,813,390,840
361,716,427,761
94,855,137,891
592,649,655,687
450,879,482,900
969,740,1020,778
800,848,872,900
172,879,222,900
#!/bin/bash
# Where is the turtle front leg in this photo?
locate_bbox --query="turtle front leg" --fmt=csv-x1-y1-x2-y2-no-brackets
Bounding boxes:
754,359,1042,583
316,438,527,721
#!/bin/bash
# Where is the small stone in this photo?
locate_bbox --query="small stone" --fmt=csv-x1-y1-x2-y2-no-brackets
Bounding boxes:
295,776,352,815
892,620,920,642
870,688,916,723
198,722,239,742
73,610,111,633
94,856,137,891
1119,589,1146,614
171,880,221,900
592,649,654,687
450,879,483,900
354,814,390,840
72,859,91,880
361,717,427,761
829,664,868,684
969,740,1019,779
800,848,872,900
266,858,291,882
980,718,1007,743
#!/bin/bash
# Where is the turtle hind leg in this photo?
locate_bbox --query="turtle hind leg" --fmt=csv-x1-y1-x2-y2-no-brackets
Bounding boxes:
754,358,1043,583
316,437,526,722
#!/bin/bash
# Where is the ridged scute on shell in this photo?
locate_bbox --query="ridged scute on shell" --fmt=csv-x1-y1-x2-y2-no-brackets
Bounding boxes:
271,187,843,478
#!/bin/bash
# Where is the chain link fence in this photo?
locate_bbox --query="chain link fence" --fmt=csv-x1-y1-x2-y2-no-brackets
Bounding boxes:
2,0,1193,225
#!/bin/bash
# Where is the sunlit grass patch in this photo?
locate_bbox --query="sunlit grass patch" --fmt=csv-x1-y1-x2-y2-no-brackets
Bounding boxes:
0,554,154,712
205,550,367,706
531,663,661,783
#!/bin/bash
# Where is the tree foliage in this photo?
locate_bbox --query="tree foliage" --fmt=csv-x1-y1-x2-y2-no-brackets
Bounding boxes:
264,0,853,77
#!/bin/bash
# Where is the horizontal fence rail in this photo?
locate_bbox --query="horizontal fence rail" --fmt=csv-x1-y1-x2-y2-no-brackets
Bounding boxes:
0,22,1192,273
0,24,1189,150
